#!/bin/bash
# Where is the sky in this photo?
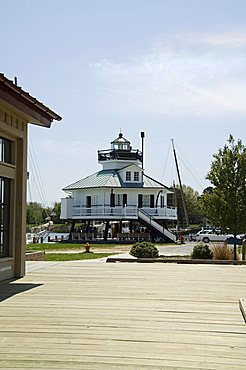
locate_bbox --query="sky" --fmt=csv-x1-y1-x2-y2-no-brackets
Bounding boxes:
1,0,246,206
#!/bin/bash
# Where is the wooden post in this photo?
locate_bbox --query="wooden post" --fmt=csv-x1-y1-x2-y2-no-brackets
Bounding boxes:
14,135,27,278
233,234,237,261
242,241,246,261
129,220,133,233
69,220,75,240
104,221,109,241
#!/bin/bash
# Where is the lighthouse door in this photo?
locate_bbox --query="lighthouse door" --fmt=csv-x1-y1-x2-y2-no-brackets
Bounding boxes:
86,196,91,208
86,196,91,215
123,194,127,206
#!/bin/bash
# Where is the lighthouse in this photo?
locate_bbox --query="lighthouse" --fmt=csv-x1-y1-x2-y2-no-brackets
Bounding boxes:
61,132,177,242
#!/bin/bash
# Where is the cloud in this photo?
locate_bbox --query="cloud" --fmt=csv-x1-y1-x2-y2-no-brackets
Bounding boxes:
89,29,246,118
184,30,246,48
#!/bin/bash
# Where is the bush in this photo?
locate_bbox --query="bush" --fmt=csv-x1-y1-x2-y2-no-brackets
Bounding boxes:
211,243,237,260
130,242,159,258
191,243,213,259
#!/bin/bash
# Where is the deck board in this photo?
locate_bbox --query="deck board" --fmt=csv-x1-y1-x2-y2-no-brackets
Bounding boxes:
0,262,246,369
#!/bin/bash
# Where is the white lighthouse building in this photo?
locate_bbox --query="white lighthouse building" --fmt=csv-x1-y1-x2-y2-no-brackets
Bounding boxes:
61,133,177,242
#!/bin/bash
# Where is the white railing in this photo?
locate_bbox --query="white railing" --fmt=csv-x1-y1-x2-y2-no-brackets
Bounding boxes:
61,198,177,219
141,207,177,219
73,205,138,218
71,205,176,219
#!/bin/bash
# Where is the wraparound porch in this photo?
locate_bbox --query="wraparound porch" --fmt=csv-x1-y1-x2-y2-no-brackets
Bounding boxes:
61,198,177,220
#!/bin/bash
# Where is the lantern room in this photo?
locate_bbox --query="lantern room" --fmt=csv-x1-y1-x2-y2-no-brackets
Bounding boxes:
98,132,143,170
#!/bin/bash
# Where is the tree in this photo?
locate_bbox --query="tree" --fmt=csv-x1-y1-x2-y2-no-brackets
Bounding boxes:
51,202,62,224
26,202,43,225
200,135,246,260
172,185,204,225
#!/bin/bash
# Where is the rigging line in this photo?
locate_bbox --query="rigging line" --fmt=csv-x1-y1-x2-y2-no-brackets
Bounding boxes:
27,175,33,204
176,152,206,191
28,138,48,207
29,138,48,207
28,145,46,205
30,157,47,208
161,140,171,183
175,142,207,190
28,149,47,207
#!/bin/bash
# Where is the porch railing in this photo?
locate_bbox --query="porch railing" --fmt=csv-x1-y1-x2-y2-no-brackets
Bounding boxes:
71,204,177,219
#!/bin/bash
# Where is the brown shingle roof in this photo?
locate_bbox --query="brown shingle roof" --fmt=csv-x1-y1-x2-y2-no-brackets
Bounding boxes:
0,73,62,127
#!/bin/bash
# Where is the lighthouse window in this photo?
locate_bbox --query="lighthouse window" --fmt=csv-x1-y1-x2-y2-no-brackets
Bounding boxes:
161,195,165,208
134,172,139,181
142,195,150,207
116,194,121,206
126,171,131,181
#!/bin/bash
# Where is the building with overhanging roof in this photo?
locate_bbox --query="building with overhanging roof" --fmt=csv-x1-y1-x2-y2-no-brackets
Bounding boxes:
61,133,177,242
0,73,61,281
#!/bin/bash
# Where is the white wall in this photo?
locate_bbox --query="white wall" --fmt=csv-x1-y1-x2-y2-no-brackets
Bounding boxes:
70,187,168,207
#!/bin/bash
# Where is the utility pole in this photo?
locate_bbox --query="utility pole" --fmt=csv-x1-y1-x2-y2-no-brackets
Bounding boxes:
171,139,189,228
140,131,145,170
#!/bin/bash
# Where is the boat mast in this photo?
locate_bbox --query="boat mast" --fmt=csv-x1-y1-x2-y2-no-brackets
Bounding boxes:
171,139,189,228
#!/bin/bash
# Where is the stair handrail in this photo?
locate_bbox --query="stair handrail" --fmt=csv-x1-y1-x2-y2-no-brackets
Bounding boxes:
137,208,175,240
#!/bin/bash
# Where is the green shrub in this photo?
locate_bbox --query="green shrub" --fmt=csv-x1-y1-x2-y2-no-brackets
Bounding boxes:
191,243,213,259
130,242,159,258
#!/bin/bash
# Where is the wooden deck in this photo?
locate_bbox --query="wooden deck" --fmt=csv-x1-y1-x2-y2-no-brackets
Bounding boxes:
0,261,246,369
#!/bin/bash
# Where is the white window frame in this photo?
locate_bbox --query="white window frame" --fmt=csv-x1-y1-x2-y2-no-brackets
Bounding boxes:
116,194,122,206
134,171,139,181
126,171,131,181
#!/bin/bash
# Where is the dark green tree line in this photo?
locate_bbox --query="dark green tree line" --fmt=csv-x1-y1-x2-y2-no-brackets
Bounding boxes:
26,201,62,225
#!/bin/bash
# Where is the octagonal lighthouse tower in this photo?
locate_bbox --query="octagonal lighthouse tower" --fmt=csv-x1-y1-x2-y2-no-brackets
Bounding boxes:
61,132,177,242
97,132,143,170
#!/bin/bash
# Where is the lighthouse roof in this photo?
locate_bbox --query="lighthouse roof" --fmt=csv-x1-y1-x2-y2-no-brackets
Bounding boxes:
63,170,120,190
63,168,171,191
111,132,130,145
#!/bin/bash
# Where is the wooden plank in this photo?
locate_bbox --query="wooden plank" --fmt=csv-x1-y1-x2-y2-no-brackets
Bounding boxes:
0,262,246,368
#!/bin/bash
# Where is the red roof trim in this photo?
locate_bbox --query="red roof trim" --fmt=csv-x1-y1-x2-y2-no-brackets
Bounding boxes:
0,73,62,125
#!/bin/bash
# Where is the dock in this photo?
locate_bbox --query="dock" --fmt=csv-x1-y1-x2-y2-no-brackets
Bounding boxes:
0,261,246,368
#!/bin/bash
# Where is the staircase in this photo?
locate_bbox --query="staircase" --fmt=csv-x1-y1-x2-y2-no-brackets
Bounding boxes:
138,209,177,243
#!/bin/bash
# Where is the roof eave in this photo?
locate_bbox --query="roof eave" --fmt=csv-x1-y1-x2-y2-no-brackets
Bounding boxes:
0,73,62,126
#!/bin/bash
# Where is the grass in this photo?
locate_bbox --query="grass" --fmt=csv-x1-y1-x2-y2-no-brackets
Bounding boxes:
26,243,121,251
45,252,113,261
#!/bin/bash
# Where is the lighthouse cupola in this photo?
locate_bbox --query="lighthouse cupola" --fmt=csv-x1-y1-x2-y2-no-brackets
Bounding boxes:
98,132,143,170
111,132,131,151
